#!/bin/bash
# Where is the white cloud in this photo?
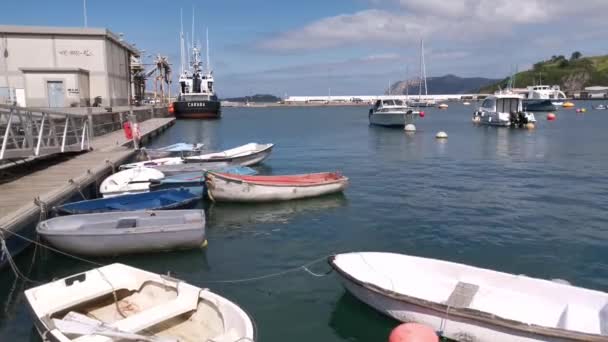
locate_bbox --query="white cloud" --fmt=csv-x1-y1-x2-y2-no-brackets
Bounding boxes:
259,0,608,51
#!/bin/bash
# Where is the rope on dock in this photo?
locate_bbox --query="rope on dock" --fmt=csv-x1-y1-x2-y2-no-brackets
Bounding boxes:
33,197,48,221
68,178,87,200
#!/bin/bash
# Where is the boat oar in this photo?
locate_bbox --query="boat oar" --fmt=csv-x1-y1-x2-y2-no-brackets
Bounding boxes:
53,312,177,342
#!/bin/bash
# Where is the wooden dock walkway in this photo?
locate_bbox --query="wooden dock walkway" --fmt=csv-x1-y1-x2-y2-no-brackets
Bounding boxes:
0,117,175,245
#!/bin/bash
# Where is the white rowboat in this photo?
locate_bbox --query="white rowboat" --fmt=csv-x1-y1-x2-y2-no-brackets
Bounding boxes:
329,252,608,342
120,143,273,170
25,263,256,342
100,167,165,198
205,172,349,202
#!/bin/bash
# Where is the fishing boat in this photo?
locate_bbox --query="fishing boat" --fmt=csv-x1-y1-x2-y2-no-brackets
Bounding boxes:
119,143,273,170
25,263,256,342
329,252,608,342
205,172,348,202
141,142,205,159
472,93,536,127
54,189,199,215
37,210,205,256
523,85,567,110
368,99,421,127
172,14,221,119
100,167,165,198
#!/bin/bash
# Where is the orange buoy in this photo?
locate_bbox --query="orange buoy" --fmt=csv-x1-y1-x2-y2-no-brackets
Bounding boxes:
168,103,175,114
389,323,438,342
547,113,556,121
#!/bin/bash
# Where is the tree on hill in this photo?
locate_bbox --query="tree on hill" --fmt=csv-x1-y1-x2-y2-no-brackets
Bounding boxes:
570,51,582,60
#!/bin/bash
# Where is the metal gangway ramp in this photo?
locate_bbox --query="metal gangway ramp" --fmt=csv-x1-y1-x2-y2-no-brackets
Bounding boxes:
0,104,90,161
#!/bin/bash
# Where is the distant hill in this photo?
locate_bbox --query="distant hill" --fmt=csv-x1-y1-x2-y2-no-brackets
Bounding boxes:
389,74,500,95
222,94,281,103
479,53,608,93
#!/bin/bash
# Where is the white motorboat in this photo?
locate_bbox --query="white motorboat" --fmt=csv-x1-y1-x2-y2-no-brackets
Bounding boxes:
37,210,205,256
472,93,536,127
368,99,421,127
100,167,165,198
120,143,273,169
525,85,567,106
205,172,348,202
25,263,256,342
141,143,205,159
329,252,608,342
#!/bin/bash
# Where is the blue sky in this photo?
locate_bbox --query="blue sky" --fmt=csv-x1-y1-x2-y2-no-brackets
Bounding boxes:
1,0,607,96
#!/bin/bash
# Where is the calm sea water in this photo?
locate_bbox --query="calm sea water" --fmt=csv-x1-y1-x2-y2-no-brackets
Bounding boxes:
1,102,608,341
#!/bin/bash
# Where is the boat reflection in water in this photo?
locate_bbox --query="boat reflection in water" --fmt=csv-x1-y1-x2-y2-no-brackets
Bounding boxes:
329,293,395,342
207,194,348,230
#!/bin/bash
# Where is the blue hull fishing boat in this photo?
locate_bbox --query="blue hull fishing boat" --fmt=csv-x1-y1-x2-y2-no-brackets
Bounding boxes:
54,189,199,215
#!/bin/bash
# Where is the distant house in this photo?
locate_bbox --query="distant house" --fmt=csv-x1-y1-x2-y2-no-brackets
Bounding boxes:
581,86,608,99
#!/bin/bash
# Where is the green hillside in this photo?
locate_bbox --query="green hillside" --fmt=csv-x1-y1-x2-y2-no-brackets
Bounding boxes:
479,53,608,93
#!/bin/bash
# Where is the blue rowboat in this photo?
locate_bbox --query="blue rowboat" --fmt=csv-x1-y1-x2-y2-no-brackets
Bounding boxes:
53,189,199,215
149,166,258,196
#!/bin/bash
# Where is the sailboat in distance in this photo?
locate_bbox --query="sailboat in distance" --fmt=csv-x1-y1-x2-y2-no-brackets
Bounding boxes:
172,10,221,119
408,39,436,108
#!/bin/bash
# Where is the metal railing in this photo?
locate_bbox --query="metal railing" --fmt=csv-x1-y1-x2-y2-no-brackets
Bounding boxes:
0,105,91,161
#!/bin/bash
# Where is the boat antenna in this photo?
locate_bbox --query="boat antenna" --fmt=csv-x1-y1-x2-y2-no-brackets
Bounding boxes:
388,80,391,95
206,27,210,72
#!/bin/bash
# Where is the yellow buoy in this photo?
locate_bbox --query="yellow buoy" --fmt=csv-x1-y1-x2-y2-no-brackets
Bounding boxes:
526,122,535,129
201,239,208,248
562,101,575,108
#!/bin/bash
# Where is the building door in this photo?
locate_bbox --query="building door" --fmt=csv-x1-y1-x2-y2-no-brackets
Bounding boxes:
47,81,65,107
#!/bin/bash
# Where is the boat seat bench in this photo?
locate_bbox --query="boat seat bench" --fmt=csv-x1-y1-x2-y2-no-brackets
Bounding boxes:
70,282,201,342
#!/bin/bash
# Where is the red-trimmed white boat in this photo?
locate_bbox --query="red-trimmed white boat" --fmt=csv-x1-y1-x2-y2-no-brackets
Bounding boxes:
205,172,348,202
329,252,608,342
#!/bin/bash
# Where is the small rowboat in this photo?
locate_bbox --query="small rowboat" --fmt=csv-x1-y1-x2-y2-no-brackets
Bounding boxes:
329,252,608,342
54,189,199,215
184,142,273,166
141,142,205,159
120,143,273,170
37,210,205,256
25,263,256,342
100,167,165,198
205,172,348,202
152,163,258,176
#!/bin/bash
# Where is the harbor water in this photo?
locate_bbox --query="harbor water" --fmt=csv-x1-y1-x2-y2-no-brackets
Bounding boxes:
1,103,608,341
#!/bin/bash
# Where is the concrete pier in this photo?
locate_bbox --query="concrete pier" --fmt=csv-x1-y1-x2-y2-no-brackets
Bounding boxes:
0,110,174,266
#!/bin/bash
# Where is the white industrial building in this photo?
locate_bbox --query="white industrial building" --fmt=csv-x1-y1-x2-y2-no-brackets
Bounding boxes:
0,25,139,108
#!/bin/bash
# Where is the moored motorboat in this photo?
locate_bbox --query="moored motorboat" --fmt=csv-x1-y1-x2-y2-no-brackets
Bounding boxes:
100,167,165,198
329,252,608,342
472,93,536,127
593,104,607,110
37,210,205,256
25,263,256,341
54,189,199,215
368,99,421,127
205,171,348,202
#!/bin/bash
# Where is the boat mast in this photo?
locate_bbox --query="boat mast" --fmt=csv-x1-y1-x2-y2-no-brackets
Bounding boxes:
206,28,210,73
421,39,428,96
418,39,422,101
179,9,186,75
405,66,409,101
